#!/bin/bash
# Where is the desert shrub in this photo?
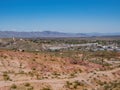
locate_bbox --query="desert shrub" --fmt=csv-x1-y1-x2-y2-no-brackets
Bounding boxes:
10,84,17,89
32,59,36,61
24,83,30,87
41,87,51,90
32,67,36,70
65,80,83,89
27,86,34,90
3,72,10,81
28,71,34,77
65,81,72,88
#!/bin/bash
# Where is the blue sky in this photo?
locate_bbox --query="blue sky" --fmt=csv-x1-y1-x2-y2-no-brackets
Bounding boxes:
0,0,120,33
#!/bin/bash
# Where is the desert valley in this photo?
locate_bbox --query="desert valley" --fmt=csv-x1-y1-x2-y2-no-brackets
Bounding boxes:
0,37,120,90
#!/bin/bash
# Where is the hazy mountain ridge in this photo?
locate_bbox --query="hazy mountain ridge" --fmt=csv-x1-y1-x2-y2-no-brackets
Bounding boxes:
0,31,120,38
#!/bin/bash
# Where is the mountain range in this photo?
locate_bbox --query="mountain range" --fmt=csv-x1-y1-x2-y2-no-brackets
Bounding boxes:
0,31,120,38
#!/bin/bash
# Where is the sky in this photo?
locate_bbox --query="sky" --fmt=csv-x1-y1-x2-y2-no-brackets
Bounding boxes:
0,0,120,33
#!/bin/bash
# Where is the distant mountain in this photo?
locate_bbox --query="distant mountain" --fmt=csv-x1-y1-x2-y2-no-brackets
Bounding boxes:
0,31,88,38
0,31,120,38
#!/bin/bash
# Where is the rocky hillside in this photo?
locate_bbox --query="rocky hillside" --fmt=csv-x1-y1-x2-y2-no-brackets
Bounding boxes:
0,50,119,90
